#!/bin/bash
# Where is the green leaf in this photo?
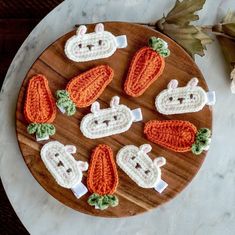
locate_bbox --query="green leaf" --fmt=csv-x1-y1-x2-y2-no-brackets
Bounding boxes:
56,90,76,116
191,143,204,155
156,0,212,58
27,123,38,134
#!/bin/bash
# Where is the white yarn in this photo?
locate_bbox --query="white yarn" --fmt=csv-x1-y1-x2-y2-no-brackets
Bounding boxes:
64,23,127,62
80,96,142,139
116,144,166,189
40,141,88,189
155,78,215,115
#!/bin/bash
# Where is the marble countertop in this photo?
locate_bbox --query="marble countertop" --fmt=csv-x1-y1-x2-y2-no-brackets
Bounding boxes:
0,0,235,234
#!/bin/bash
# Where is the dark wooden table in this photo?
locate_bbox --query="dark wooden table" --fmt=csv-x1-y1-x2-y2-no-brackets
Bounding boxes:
0,1,62,233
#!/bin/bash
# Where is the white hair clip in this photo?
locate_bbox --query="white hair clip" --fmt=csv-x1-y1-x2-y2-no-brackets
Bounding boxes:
155,78,216,115
116,144,168,193
40,141,89,199
80,96,142,139
64,23,127,62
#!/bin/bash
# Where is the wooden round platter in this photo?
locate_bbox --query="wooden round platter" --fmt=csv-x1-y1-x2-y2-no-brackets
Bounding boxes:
16,22,212,217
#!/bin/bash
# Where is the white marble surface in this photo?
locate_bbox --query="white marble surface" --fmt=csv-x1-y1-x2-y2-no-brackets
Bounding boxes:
0,0,235,234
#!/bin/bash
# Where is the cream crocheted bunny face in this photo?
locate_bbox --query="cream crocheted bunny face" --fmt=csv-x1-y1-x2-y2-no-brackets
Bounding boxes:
41,141,88,189
117,144,166,189
64,23,127,62
80,96,142,139
155,78,216,115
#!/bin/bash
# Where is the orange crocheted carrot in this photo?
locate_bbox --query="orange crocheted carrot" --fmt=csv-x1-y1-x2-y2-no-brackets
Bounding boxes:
144,120,212,155
56,65,113,116
24,74,56,139
124,37,170,97
87,144,119,210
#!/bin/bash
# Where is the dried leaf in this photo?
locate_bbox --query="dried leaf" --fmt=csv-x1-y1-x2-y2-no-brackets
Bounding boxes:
212,11,235,39
164,0,206,26
216,35,235,93
156,0,212,58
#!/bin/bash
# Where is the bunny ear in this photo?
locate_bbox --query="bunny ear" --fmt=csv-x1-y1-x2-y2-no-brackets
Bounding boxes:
64,145,76,154
153,157,166,168
95,23,104,33
77,161,89,171
110,96,120,108
91,101,100,113
167,79,178,90
76,25,87,36
139,144,152,154
187,77,198,87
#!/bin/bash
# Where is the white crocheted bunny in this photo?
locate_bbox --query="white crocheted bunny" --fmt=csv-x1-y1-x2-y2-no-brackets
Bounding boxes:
155,77,216,115
117,144,168,193
80,96,142,139
41,141,88,198
64,23,127,62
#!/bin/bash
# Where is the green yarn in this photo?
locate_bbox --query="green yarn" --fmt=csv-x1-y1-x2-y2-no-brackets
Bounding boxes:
27,123,56,138
191,128,211,155
148,37,170,57
56,90,76,116
87,193,119,210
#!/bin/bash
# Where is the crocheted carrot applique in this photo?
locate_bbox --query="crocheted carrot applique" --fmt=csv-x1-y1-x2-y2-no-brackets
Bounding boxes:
155,78,216,115
124,37,170,97
80,96,142,139
87,144,119,210
117,144,168,193
65,23,127,62
24,74,56,141
144,120,211,155
41,141,89,198
56,65,114,116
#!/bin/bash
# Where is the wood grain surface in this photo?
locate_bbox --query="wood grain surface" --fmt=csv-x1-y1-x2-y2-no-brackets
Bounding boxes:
15,22,212,218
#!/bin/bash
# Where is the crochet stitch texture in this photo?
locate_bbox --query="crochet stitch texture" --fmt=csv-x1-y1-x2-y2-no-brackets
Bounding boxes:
56,65,113,116
24,74,56,124
117,144,166,189
144,120,211,155
155,78,215,115
124,37,170,97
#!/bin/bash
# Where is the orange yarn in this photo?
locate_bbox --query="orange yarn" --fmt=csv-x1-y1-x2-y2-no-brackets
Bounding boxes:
87,144,118,195
144,120,197,152
124,47,165,97
66,65,113,108
24,74,56,124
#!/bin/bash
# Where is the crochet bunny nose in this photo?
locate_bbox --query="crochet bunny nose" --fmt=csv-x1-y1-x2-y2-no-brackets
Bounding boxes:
178,97,184,104
103,120,110,126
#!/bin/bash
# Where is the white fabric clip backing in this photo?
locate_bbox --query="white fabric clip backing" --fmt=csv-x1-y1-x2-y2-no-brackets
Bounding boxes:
132,108,143,122
154,179,168,194
71,182,88,199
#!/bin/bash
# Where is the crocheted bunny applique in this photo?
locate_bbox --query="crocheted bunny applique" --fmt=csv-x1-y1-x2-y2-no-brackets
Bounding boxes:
40,141,89,199
155,78,216,115
80,96,143,139
24,74,57,141
64,23,128,62
117,144,168,193
144,120,212,155
87,144,119,210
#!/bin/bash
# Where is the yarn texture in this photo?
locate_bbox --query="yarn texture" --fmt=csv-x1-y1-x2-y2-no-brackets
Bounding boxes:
124,37,170,97
24,74,57,139
117,144,167,190
80,96,142,139
144,120,211,155
40,141,88,189
56,65,113,116
87,144,119,210
64,23,127,62
155,78,216,115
